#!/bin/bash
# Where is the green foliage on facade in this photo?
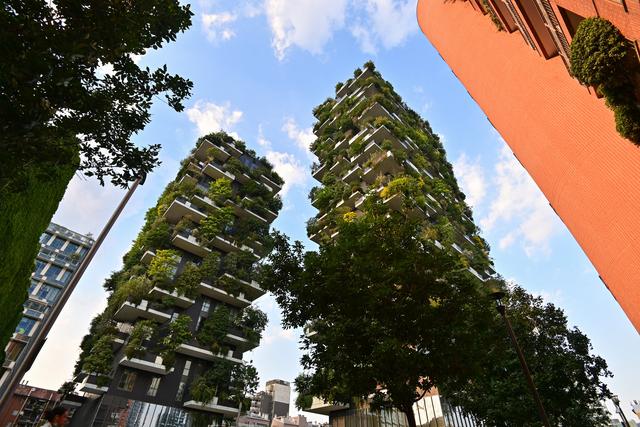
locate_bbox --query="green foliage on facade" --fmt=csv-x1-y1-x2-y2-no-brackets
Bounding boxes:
190,360,235,403
237,307,268,347
570,17,640,145
198,306,232,354
148,249,180,284
82,334,116,385
0,144,78,364
124,320,158,359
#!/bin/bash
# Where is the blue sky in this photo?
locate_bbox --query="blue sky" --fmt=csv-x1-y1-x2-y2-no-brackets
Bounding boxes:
25,0,639,421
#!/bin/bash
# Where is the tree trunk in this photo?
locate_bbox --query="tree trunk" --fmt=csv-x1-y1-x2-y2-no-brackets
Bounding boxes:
403,406,417,427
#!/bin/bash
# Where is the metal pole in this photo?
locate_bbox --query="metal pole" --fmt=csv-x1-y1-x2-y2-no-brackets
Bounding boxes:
496,304,551,427
0,176,144,414
613,396,630,426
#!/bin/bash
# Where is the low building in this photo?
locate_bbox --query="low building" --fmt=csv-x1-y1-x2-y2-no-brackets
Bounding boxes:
0,383,82,425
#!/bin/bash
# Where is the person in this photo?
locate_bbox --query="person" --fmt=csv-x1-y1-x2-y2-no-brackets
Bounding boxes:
42,406,68,426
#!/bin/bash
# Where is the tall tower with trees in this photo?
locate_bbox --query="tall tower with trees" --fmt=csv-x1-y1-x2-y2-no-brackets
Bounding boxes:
74,133,283,426
262,62,613,427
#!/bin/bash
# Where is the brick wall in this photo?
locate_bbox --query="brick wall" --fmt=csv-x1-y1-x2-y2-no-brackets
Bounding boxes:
417,0,640,331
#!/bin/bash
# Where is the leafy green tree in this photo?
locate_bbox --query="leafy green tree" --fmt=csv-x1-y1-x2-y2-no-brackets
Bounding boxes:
190,360,235,403
124,320,157,359
440,285,612,426
82,334,115,385
229,362,260,420
208,178,233,205
160,314,192,367
148,249,179,285
261,205,494,427
237,307,268,348
197,306,232,354
1,0,193,190
198,207,235,241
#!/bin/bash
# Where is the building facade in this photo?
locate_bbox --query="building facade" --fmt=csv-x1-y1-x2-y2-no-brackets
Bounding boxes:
266,379,291,419
0,383,84,426
72,133,283,426
416,0,640,331
305,63,488,426
0,223,94,406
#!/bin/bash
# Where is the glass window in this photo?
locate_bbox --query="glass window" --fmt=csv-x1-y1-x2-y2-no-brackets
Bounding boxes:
39,233,52,245
15,317,37,335
24,300,47,313
63,242,79,254
49,237,66,249
28,281,39,295
59,270,72,284
201,299,211,314
34,260,47,275
78,247,89,257
147,377,161,397
118,369,136,392
175,382,186,401
45,265,62,280
37,285,61,304
5,341,24,361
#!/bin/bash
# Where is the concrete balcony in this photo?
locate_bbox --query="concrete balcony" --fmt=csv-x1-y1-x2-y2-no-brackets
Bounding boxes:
365,125,406,151
175,344,242,364
382,193,428,220
362,151,403,184
194,139,231,162
259,175,282,193
112,299,171,323
197,282,251,308
225,330,255,350
119,356,169,375
79,375,109,395
336,190,363,209
312,162,329,182
163,198,208,224
358,102,395,124
225,200,268,224
305,397,348,415
342,165,363,183
351,141,382,165
329,157,350,176
148,287,195,308
240,197,277,222
2,360,15,370
203,162,235,182
140,250,156,264
178,173,197,188
172,232,211,258
220,273,265,300
183,397,238,417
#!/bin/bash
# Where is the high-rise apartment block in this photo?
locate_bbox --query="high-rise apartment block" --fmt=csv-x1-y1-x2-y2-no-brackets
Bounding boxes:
305,63,485,426
72,133,283,425
0,223,94,405
417,0,640,330
249,379,291,420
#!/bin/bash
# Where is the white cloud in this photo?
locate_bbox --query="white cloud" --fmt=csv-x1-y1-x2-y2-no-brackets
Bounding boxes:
186,101,243,137
202,12,237,42
453,154,486,208
351,23,376,55
265,0,348,60
481,146,560,256
263,323,297,345
266,151,307,196
282,117,316,156
361,0,417,49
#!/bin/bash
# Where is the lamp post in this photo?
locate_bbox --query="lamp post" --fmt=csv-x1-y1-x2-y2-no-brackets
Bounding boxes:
490,291,551,427
612,395,630,426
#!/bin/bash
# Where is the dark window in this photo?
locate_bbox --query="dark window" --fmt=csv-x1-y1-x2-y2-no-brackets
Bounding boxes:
60,270,72,284
45,265,62,280
78,247,89,257
118,370,137,392
15,317,37,335
63,242,79,254
49,237,66,249
34,260,47,275
28,281,39,295
147,377,161,397
39,233,52,244
37,285,61,304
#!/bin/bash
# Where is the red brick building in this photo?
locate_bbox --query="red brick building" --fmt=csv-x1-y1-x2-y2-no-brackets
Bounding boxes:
417,0,640,331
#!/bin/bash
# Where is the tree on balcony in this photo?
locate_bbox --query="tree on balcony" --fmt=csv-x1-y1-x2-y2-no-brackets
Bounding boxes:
197,207,234,242
229,362,259,420
124,320,157,359
190,359,235,403
198,306,232,354
208,178,233,205
148,249,179,286
236,307,267,348
160,314,192,367
82,334,115,386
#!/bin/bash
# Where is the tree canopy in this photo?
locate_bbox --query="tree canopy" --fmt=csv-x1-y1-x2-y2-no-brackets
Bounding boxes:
261,198,495,427
1,0,193,189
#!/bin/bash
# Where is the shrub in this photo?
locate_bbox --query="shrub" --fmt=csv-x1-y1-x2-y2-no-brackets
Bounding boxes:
614,103,640,144
197,306,231,353
82,334,114,382
125,320,157,359
570,17,629,88
160,315,192,367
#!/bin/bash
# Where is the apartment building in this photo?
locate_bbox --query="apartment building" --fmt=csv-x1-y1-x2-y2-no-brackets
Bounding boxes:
71,133,283,426
417,0,640,330
0,223,94,406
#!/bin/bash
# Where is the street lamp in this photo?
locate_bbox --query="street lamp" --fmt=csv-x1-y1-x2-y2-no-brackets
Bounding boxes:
612,395,630,426
490,290,551,427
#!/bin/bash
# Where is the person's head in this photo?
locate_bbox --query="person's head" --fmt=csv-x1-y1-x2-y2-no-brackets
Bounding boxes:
44,406,68,425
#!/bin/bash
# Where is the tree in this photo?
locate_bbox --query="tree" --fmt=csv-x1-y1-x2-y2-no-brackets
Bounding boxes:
82,334,115,385
439,285,612,426
190,360,235,403
260,204,495,427
197,306,232,354
229,362,260,422
160,314,192,367
1,0,194,190
58,381,76,399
